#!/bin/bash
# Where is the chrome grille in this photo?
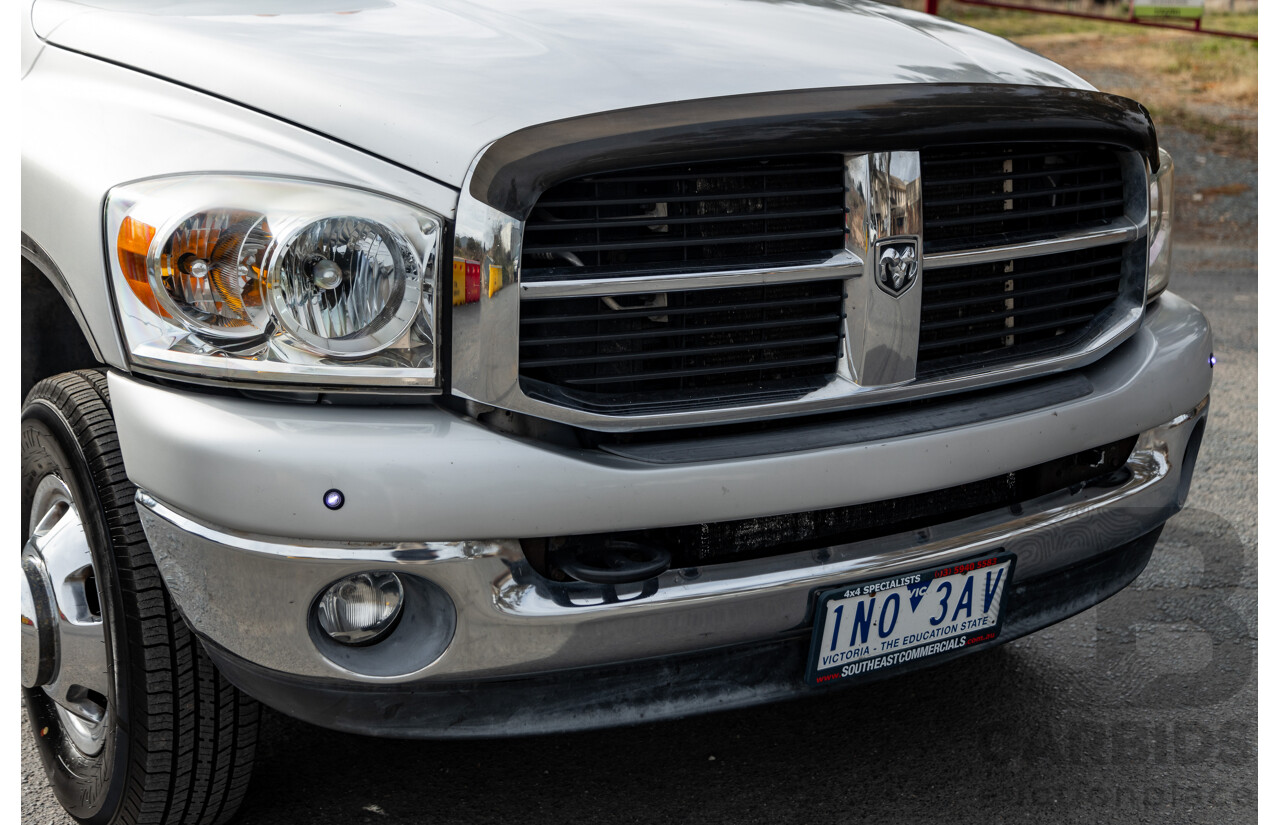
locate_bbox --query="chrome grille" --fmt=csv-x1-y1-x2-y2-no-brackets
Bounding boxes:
512,142,1138,417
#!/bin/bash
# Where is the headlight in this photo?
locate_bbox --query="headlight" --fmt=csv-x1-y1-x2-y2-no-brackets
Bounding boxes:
106,176,442,389
1146,147,1173,302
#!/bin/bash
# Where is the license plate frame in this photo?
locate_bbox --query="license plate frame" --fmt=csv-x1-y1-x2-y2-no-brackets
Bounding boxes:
805,552,1016,687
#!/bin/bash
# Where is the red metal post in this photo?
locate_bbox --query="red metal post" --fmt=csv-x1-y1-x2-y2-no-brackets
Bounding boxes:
926,0,940,15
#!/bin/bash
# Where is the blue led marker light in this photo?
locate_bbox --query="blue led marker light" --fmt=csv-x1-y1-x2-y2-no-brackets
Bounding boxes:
324,489,345,510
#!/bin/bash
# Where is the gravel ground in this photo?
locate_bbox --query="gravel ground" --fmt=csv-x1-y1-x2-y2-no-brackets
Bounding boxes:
21,126,1257,824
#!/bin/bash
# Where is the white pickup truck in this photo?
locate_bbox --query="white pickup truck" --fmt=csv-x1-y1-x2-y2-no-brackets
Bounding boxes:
21,1,1211,823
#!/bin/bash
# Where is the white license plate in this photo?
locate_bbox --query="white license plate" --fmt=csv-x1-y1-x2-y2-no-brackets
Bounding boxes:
806,553,1015,687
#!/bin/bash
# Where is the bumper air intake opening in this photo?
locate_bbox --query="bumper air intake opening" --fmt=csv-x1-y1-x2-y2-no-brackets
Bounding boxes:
523,435,1140,576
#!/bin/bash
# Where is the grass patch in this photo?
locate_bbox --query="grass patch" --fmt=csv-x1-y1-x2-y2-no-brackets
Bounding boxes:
1021,29,1258,104
1145,105,1258,155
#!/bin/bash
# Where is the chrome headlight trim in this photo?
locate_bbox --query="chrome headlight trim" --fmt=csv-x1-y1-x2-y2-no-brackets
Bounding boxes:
104,174,444,391
1146,147,1174,302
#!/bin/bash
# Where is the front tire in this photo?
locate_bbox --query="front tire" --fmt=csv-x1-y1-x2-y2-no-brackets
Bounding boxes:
21,370,260,825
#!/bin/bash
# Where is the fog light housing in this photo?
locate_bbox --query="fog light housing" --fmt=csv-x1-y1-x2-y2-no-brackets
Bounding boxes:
316,572,404,645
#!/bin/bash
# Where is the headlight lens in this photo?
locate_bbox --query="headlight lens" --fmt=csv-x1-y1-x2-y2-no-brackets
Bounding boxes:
155,210,272,338
269,216,423,357
1147,147,1174,302
107,176,442,388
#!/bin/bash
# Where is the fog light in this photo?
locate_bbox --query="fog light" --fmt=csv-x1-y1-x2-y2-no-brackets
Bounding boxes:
317,572,404,645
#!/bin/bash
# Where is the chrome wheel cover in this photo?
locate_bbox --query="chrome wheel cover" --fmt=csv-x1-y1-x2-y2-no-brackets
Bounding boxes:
24,474,111,757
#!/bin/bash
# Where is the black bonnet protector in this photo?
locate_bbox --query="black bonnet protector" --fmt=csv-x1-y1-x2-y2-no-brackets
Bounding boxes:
468,83,1159,218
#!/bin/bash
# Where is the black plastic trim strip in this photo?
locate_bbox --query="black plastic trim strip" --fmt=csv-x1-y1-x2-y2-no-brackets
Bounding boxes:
597,373,1093,464
926,198,1125,229
927,180,1122,209
523,205,847,233
522,314,843,346
469,84,1158,218
520,291,844,320
535,185,846,208
523,226,846,255
923,274,1121,312
923,256,1125,293
562,354,837,387
918,314,1096,350
925,162,1119,187
21,231,106,362
523,333,841,369
920,293,1117,332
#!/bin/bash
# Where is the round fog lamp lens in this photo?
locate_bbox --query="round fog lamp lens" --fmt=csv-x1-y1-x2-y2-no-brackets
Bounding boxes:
317,572,404,645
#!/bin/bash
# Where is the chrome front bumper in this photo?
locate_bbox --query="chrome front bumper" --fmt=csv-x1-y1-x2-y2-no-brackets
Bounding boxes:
184,525,1169,738
137,392,1207,685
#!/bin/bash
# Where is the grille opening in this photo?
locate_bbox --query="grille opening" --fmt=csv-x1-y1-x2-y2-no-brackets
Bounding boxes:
921,142,1126,253
917,243,1127,376
523,435,1138,576
520,279,846,412
521,154,849,280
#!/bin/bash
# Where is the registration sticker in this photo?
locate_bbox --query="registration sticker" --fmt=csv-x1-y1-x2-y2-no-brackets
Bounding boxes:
805,553,1014,687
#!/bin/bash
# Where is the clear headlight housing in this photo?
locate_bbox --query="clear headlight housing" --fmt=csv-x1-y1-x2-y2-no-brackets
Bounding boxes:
1146,147,1174,302
106,176,441,389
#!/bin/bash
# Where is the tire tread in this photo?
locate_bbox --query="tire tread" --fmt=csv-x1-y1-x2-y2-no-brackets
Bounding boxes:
25,371,259,825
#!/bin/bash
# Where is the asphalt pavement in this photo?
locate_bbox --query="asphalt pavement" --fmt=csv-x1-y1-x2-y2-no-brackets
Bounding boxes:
21,125,1258,825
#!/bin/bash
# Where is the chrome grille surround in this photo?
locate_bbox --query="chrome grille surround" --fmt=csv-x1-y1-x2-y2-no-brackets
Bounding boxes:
450,86,1155,432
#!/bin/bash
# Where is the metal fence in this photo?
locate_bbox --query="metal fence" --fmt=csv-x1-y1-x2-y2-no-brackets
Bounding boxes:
923,0,1258,40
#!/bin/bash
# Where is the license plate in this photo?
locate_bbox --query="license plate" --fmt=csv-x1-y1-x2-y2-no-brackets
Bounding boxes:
806,553,1015,687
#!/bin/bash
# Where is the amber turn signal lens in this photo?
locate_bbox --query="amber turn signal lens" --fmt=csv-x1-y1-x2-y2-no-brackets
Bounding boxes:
116,217,164,317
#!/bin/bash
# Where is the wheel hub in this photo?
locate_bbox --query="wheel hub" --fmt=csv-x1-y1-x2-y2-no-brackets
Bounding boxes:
20,550,58,690
23,475,110,756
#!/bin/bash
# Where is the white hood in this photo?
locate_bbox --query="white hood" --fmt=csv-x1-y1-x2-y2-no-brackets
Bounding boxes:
33,0,1091,188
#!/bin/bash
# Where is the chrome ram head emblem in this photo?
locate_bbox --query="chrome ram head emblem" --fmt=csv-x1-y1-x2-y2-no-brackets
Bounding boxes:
875,239,919,297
